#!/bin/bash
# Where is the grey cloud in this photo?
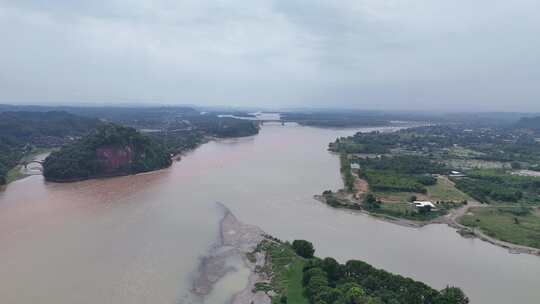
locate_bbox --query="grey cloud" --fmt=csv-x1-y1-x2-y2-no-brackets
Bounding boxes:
0,0,539,111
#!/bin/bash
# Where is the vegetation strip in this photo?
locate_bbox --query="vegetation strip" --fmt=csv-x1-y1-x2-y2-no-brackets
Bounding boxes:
253,238,468,304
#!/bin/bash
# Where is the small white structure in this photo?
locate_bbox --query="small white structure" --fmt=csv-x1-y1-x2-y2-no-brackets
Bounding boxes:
413,201,435,208
450,170,465,177
350,163,360,170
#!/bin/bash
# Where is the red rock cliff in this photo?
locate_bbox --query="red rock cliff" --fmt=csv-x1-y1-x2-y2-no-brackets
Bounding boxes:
95,145,134,173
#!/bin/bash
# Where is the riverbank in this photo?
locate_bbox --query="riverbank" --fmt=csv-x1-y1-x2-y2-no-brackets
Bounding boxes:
195,205,471,304
451,206,540,255
315,193,540,256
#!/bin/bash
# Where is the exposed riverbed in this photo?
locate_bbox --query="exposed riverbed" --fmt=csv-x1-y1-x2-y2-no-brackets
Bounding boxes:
0,124,539,304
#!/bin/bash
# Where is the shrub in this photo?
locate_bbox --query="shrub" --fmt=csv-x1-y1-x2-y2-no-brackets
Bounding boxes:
292,240,315,259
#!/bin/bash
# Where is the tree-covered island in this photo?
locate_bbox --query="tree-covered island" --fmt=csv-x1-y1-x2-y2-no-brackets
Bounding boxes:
43,124,172,182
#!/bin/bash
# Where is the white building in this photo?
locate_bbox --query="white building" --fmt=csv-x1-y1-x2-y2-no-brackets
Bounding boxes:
413,201,435,208
350,163,360,170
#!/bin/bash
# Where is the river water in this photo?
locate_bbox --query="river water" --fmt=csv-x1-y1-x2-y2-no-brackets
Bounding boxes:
0,124,538,304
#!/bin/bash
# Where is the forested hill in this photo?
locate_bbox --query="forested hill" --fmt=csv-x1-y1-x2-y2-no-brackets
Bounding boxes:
0,111,100,185
0,111,100,142
43,124,172,182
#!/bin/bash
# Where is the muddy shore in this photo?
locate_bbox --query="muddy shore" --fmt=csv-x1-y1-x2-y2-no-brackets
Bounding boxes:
192,205,271,304
314,194,540,256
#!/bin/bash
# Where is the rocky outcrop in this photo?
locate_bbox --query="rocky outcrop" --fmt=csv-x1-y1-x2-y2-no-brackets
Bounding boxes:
96,145,134,173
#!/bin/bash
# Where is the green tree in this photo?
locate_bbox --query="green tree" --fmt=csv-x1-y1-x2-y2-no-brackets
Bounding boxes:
346,286,366,304
321,257,342,282
306,274,329,299
303,267,326,286
316,286,341,304
363,194,381,210
292,240,315,258
436,286,469,304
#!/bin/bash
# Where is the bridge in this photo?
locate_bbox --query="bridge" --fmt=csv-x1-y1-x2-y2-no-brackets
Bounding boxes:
22,160,44,169
259,120,285,125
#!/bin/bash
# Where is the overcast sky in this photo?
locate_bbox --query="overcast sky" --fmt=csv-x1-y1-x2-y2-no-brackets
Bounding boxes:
1,1,539,111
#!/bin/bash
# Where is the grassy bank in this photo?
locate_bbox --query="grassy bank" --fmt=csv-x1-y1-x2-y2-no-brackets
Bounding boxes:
5,165,24,184
425,177,472,201
459,206,540,249
256,240,309,304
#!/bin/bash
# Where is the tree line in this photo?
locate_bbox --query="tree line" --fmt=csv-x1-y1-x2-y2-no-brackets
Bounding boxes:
292,239,468,304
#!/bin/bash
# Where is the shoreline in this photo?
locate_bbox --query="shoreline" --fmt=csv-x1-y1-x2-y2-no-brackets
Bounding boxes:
314,195,540,256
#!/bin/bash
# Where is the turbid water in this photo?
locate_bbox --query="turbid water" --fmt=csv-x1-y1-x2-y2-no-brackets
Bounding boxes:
0,124,538,304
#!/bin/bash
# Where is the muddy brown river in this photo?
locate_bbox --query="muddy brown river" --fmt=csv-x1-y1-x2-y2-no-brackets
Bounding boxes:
0,124,538,303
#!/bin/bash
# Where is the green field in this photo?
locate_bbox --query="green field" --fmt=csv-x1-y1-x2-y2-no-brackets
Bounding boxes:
425,177,472,201
257,241,309,304
459,207,540,249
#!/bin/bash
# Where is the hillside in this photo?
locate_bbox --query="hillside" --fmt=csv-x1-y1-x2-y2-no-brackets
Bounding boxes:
43,124,172,182
0,111,100,142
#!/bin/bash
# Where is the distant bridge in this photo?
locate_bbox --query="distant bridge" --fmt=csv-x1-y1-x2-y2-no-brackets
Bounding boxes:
22,160,44,169
259,120,285,125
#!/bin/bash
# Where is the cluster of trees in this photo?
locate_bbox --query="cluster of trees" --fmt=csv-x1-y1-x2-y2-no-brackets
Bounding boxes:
149,130,206,155
330,132,400,154
292,240,315,258
188,115,259,138
296,240,469,304
453,170,540,204
147,115,260,156
341,154,356,192
43,124,172,181
363,194,381,211
0,137,21,185
331,125,540,167
353,156,447,175
360,170,433,194
349,155,445,194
